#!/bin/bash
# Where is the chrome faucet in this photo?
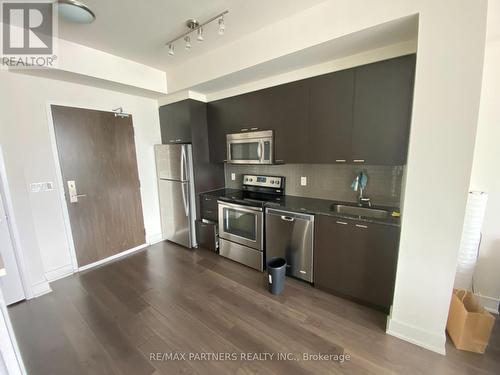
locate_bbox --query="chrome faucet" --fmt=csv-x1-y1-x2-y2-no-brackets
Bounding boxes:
352,172,372,207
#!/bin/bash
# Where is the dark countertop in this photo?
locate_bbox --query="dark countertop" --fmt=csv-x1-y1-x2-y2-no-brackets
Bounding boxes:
200,188,241,199
200,189,401,227
265,195,401,227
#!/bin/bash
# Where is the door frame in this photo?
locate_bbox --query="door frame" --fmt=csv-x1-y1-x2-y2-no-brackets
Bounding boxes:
45,101,147,273
0,146,32,300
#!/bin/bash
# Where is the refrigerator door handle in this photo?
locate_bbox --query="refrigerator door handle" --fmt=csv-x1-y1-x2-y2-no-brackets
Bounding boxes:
181,181,189,217
181,145,187,182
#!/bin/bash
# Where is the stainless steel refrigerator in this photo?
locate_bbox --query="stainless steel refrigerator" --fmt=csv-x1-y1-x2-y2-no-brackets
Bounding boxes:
155,144,196,248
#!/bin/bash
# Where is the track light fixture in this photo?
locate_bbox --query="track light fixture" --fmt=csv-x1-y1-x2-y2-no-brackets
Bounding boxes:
165,10,228,56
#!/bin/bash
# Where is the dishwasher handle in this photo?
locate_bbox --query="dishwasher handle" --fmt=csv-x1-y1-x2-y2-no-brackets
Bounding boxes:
266,208,314,222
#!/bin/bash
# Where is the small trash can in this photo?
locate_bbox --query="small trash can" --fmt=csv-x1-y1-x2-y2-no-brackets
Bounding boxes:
267,257,286,295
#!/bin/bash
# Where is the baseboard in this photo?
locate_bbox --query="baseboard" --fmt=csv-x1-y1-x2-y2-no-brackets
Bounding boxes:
386,314,446,355
147,233,164,245
475,293,499,314
45,264,74,282
31,280,52,298
78,243,148,272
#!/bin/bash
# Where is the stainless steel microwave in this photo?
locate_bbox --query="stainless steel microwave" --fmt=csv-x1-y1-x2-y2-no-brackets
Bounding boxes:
226,130,274,164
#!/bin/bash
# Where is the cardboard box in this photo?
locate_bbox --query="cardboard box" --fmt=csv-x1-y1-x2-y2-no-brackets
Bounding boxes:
446,289,495,353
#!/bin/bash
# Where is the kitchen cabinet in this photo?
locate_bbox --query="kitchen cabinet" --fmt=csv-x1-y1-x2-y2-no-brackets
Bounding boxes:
199,193,218,222
196,220,218,252
207,92,262,163
159,100,193,144
259,80,309,163
206,54,415,165
314,215,400,312
351,54,415,165
308,69,355,163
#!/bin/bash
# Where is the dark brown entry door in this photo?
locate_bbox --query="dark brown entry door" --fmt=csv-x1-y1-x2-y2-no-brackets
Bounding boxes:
51,105,145,267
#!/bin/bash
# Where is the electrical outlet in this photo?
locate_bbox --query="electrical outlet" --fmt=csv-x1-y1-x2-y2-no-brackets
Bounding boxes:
231,173,236,181
301,176,307,186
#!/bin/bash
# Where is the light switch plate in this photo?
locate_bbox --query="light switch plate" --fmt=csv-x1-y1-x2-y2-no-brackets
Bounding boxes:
231,173,236,181
301,176,307,186
30,182,54,193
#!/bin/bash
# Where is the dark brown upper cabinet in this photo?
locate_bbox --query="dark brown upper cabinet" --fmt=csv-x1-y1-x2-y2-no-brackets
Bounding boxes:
207,92,263,163
351,55,416,165
159,100,193,144
314,215,400,312
205,54,416,165
307,69,355,164
258,80,309,163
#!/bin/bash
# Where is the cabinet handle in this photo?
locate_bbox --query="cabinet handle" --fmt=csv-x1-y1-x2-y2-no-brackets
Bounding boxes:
336,221,348,225
204,196,212,201
250,127,259,131
205,210,213,213
335,159,346,163
355,224,368,229
275,159,284,163
353,159,365,163
240,128,248,132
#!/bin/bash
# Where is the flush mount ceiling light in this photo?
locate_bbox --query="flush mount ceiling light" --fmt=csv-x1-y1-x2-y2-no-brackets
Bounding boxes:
165,10,228,56
57,0,96,24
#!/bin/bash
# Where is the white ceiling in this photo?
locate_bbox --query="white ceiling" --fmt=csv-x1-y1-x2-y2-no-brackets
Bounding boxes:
57,0,327,71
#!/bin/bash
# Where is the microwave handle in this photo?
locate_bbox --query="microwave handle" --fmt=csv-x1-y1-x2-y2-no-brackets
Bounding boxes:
257,141,263,162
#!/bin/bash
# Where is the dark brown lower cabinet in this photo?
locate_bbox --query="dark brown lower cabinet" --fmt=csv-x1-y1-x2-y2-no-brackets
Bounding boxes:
196,220,218,252
199,194,218,222
314,215,400,312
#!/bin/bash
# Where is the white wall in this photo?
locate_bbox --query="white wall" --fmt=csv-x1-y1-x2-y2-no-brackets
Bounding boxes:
469,0,500,312
0,70,162,289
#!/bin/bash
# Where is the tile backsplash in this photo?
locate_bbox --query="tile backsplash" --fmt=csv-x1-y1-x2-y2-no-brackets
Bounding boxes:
225,164,404,207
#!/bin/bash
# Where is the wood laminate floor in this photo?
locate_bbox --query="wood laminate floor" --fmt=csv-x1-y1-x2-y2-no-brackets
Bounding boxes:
8,241,500,375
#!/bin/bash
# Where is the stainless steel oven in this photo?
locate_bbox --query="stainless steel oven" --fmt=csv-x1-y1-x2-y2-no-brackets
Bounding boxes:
218,201,264,271
226,130,274,164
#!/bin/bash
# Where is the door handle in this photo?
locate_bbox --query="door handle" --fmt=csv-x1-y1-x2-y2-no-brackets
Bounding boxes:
67,180,86,203
281,216,295,222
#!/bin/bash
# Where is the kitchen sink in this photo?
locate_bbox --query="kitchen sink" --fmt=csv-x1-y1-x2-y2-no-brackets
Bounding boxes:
331,204,390,219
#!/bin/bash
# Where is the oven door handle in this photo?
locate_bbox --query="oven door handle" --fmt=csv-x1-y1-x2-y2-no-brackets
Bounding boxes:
217,201,263,212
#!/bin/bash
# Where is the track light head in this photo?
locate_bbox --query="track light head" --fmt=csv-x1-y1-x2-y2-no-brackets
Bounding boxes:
218,16,225,35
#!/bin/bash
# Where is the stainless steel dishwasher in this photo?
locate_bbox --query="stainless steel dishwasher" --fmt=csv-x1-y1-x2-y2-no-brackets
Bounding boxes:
265,208,314,283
